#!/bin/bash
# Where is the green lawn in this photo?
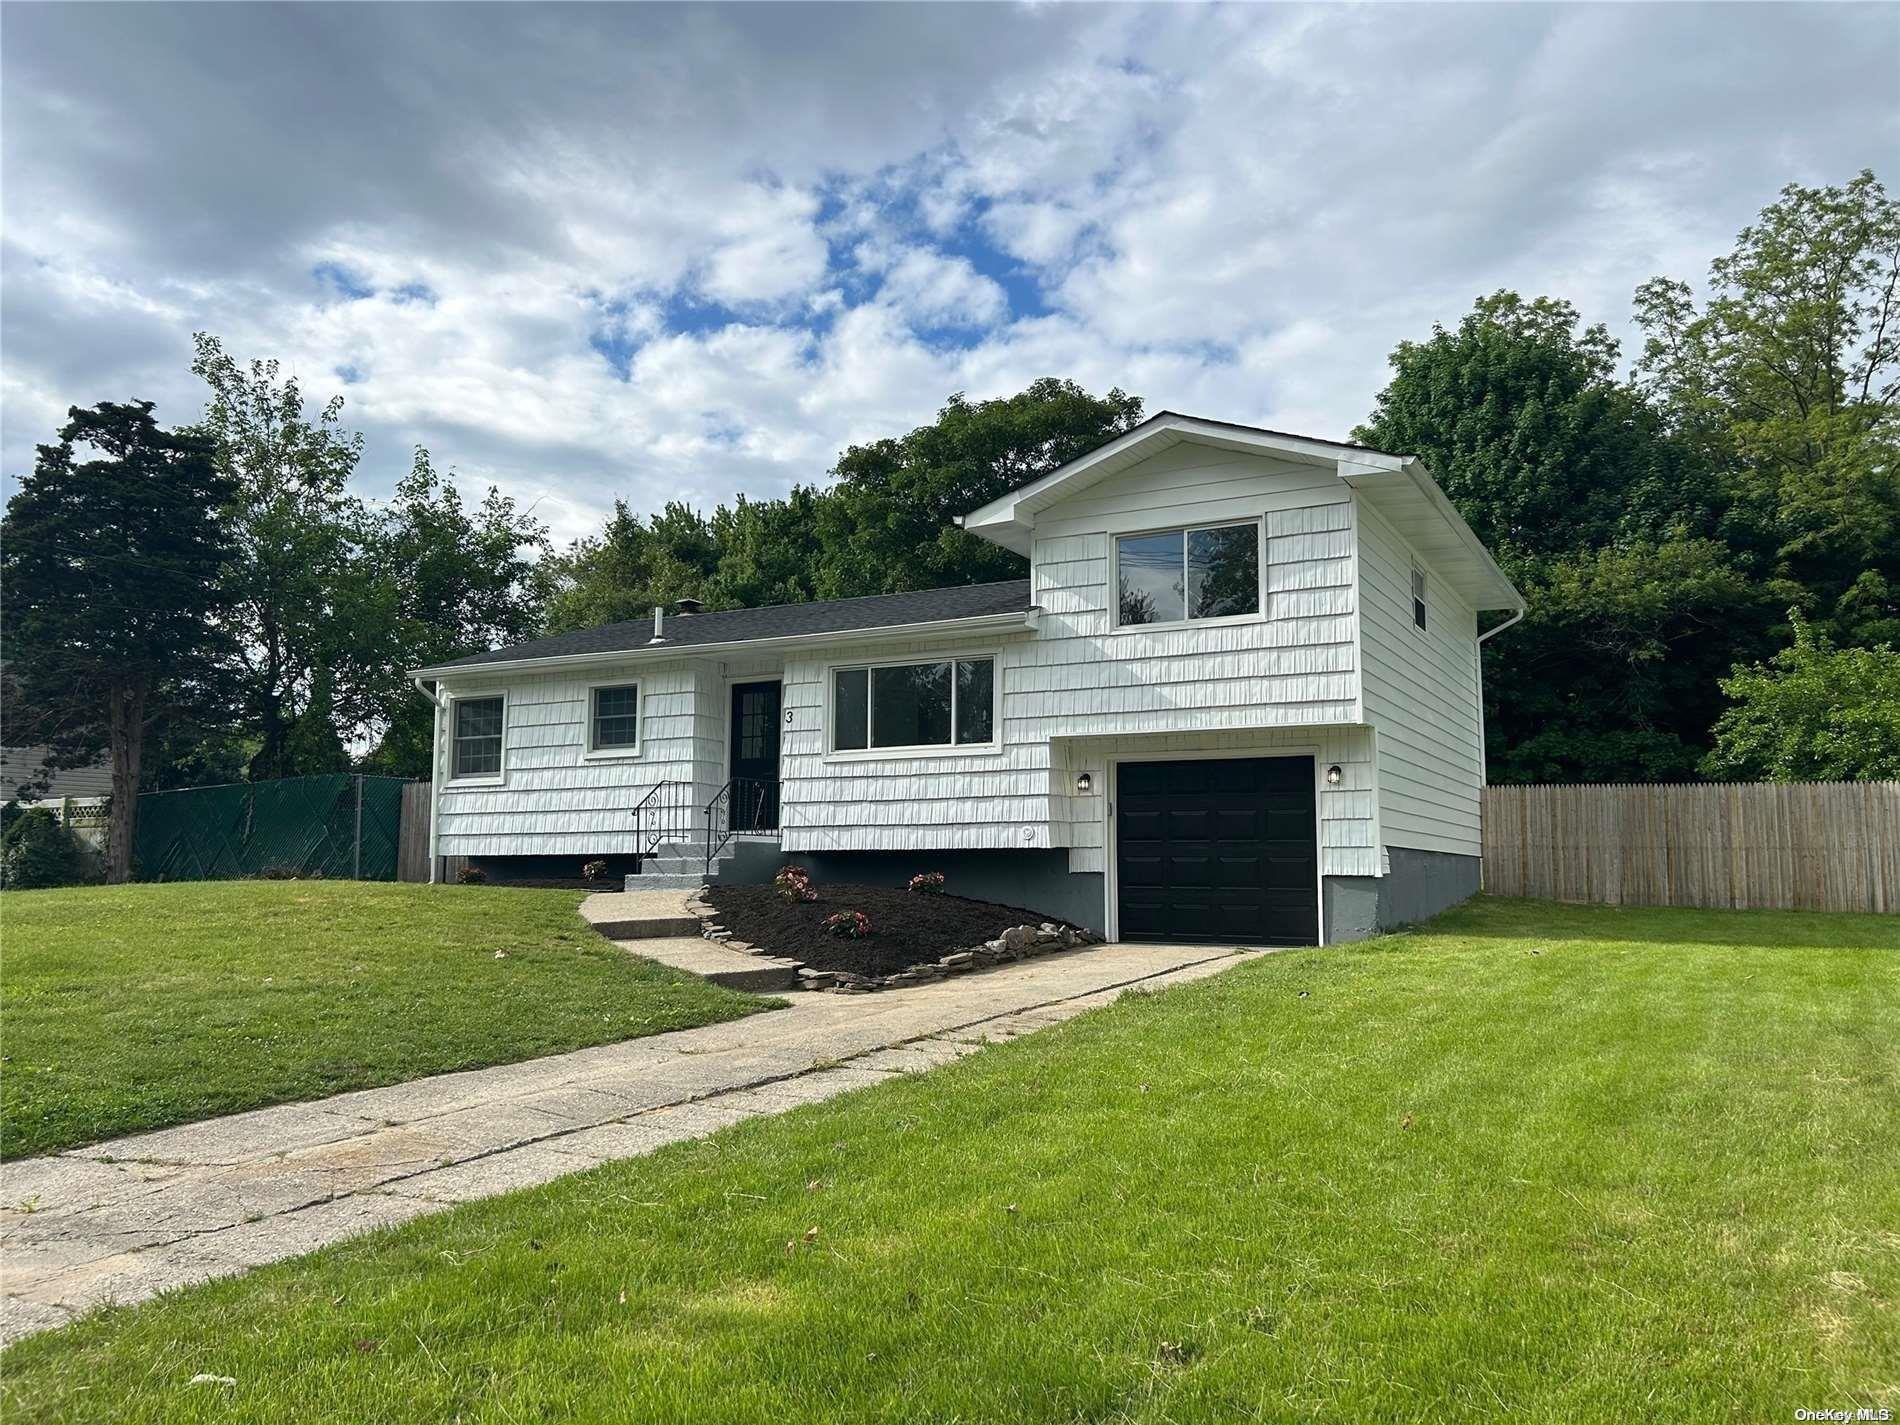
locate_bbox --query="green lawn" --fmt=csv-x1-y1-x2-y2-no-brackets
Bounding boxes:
0,881,770,1160
4,897,1896,1422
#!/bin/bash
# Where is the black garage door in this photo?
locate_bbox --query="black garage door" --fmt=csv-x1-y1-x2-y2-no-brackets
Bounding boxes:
1115,757,1318,946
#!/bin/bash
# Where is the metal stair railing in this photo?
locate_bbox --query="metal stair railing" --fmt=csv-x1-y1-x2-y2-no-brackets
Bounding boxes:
703,777,779,878
629,781,693,860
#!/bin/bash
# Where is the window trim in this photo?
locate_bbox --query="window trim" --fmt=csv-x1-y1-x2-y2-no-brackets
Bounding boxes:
446,691,507,786
581,681,643,760
823,650,1003,762
1411,566,1428,633
1109,516,1266,631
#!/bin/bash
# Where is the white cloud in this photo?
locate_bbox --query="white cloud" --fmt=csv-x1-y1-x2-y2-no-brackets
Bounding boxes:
2,2,1892,551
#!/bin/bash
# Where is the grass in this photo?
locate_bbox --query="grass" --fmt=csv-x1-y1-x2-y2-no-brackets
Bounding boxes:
0,881,772,1160
4,897,1896,1422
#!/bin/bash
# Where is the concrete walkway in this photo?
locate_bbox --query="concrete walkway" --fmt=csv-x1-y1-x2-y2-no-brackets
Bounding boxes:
0,941,1259,1346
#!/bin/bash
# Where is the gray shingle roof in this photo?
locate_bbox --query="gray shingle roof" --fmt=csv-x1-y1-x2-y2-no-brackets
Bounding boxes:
429,579,1034,671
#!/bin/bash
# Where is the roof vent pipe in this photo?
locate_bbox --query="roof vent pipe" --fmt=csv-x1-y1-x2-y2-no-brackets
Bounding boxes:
648,605,667,644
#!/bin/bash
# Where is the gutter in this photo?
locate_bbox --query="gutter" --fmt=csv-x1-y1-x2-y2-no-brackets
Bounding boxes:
1473,604,1525,843
410,675,445,885
410,607,1041,683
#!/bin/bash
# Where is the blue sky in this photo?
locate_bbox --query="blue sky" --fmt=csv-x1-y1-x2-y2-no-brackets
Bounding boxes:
3,3,1893,543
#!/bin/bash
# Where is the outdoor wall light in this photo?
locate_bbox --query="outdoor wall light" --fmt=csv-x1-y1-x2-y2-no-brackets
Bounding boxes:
1325,764,1344,786
1075,771,1094,795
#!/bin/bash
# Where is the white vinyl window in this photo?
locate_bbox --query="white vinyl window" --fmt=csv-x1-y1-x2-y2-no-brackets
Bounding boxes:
1115,521,1261,626
832,657,995,752
451,695,505,780
587,684,640,755
1412,568,1428,631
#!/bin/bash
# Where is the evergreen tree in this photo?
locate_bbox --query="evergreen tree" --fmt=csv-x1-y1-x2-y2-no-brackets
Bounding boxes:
1,402,234,880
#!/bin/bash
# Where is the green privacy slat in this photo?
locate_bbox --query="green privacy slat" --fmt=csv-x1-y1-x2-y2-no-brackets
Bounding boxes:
134,774,411,882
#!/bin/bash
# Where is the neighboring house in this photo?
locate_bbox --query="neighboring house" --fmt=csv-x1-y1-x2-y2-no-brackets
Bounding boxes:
1,746,113,803
412,413,1524,945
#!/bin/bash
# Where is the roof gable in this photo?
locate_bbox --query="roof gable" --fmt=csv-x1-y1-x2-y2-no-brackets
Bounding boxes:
959,411,1523,612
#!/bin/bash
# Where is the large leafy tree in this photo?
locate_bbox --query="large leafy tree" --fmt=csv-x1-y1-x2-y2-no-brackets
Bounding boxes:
190,334,370,780
1635,169,1900,648
1,402,234,880
546,380,1143,630
543,500,723,635
1703,613,1900,781
812,379,1145,597
1355,292,1764,781
357,450,552,775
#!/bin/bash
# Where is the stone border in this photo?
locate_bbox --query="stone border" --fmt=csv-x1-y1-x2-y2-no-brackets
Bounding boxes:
686,889,1100,994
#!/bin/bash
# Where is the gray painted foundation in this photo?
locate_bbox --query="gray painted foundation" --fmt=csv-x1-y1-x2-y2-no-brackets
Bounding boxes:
787,849,1108,935
1324,846,1482,943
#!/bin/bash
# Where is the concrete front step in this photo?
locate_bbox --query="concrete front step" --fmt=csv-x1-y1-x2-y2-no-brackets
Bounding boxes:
606,934,799,993
643,856,731,877
618,872,709,893
578,889,703,940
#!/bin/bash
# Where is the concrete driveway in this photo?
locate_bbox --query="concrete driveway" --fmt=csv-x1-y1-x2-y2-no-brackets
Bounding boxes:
0,939,1261,1345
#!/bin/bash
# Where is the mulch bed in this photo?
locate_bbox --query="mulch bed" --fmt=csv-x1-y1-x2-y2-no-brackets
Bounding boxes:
705,883,1073,978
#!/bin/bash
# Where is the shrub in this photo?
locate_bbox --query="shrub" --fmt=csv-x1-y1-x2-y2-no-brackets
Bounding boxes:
0,808,84,890
774,866,816,903
581,859,611,883
822,910,873,939
907,871,946,894
456,865,488,885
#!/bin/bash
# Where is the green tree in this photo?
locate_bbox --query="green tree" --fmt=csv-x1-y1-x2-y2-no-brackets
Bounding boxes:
1,402,234,880
543,500,720,635
190,333,370,781
543,380,1145,631
705,490,827,609
1635,169,1900,648
1703,613,1900,781
357,450,552,776
812,380,1145,597
1355,292,1761,781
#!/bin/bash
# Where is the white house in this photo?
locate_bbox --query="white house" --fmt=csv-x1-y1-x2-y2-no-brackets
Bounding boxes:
412,413,1524,945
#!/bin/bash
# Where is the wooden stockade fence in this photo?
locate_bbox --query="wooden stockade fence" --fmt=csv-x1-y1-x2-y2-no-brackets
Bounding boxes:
396,780,468,883
1482,781,1900,913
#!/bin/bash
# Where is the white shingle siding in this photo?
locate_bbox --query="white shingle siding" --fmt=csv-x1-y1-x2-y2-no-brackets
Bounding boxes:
434,663,700,857
1355,497,1485,858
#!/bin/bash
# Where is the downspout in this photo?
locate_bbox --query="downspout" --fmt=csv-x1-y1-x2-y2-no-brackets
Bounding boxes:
1474,607,1525,888
412,676,446,884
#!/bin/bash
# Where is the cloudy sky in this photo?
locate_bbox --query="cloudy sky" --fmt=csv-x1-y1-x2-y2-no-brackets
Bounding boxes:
3,3,1893,543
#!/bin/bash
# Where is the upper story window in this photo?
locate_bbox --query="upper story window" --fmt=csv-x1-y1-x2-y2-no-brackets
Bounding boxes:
1412,568,1428,631
832,657,995,752
451,696,504,779
1116,521,1260,626
589,684,639,753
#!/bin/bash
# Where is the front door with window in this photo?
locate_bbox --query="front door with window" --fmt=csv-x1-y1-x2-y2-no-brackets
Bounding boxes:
728,681,781,831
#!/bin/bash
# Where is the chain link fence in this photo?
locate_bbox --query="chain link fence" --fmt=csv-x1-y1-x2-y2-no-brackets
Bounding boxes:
135,774,410,882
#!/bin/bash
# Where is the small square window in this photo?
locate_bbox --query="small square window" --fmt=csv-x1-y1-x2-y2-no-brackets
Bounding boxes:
590,685,639,751
1412,568,1428,631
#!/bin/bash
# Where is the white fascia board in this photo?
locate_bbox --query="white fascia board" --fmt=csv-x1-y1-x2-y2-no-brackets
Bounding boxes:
411,608,1040,682
1339,459,1524,612
960,413,1407,554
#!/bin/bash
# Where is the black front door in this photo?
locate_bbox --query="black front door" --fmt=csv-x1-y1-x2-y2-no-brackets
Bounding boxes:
1115,757,1318,946
728,681,781,831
